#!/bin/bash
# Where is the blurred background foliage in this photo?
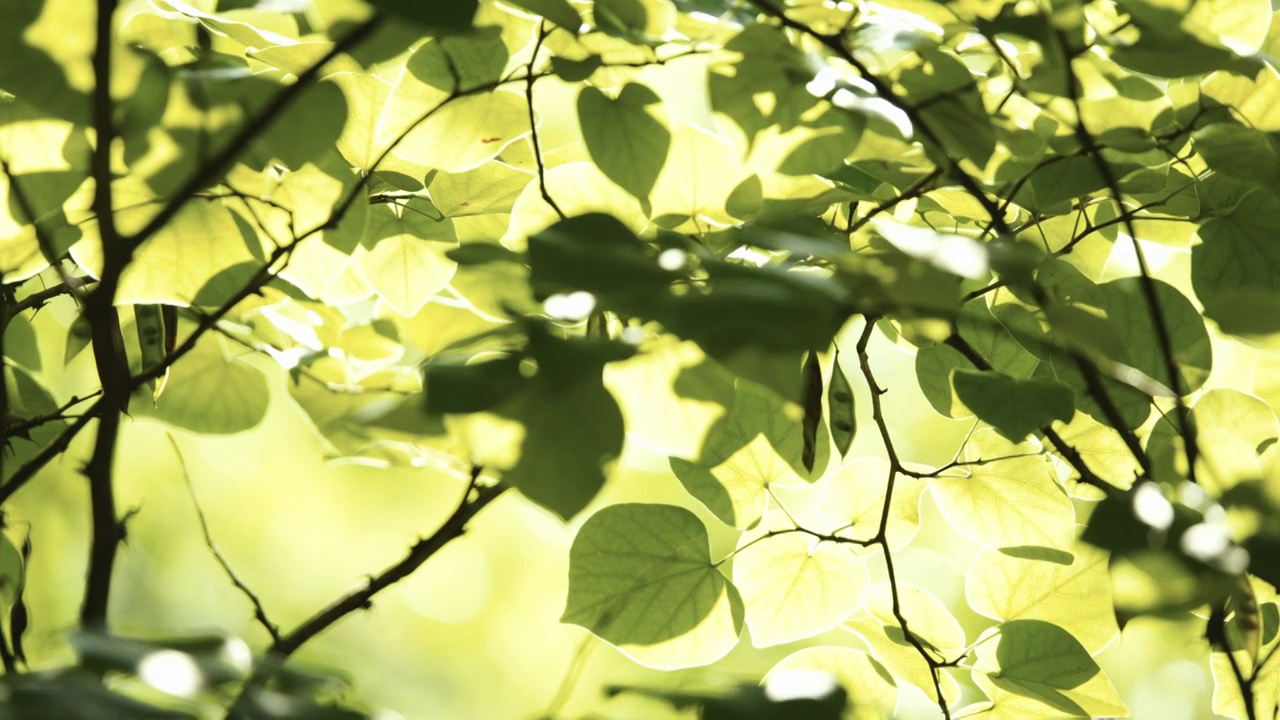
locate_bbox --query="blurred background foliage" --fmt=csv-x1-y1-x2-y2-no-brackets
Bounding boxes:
5,0,1280,717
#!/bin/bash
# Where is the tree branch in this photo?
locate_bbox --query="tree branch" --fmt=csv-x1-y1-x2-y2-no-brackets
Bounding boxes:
525,21,565,220
122,15,384,255
80,0,127,629
854,321,953,718
170,436,280,643
224,470,506,718
0,410,100,506
9,277,94,319
1053,25,1201,485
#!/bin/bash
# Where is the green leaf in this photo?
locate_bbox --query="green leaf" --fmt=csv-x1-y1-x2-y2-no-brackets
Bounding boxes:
1012,156,1110,211
733,532,868,647
356,201,458,317
64,313,93,363
709,24,817,142
976,619,1128,718
423,354,524,414
384,90,530,173
505,0,583,32
133,334,269,435
966,544,1119,654
670,380,821,528
899,48,996,167
496,364,624,520
865,581,966,658
844,583,964,705
930,432,1074,550
952,370,1074,441
563,503,743,668
550,54,603,81
367,0,477,29
1194,189,1280,339
427,161,533,218
578,83,671,202
4,313,39,372
97,200,260,306
1193,123,1280,189
594,0,649,34
451,328,632,519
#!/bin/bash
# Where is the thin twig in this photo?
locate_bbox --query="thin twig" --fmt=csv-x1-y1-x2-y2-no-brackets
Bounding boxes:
169,436,280,643
0,410,100,506
854,321,953,718
526,21,565,220
5,392,102,439
1053,25,1200,486
9,277,94,319
224,469,506,718
122,16,384,255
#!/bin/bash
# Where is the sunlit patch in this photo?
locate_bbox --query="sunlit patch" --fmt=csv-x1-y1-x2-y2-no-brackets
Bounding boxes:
1133,483,1174,531
543,291,597,322
763,669,839,702
831,88,914,138
220,637,253,675
1178,481,1210,511
805,67,840,98
1179,522,1229,562
137,649,203,698
621,326,646,345
658,248,688,271
1217,546,1250,574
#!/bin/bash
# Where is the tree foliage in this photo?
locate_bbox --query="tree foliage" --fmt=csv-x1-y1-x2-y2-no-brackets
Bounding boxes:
2,0,1280,717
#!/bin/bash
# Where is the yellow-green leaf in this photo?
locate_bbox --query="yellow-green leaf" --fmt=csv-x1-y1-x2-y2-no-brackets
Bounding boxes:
733,532,868,647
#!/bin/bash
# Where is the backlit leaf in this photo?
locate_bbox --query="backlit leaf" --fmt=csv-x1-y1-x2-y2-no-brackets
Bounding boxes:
563,503,743,669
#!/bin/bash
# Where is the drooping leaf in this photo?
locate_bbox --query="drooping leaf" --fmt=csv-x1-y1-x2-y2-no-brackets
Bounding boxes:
800,351,822,472
824,350,857,459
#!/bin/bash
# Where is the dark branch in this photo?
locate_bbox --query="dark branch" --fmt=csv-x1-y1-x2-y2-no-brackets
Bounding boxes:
1053,25,1201,486
122,16,384,254
0,410,100,506
81,0,127,629
1208,602,1257,720
9,277,94,319
854,321,953,718
526,21,565,220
